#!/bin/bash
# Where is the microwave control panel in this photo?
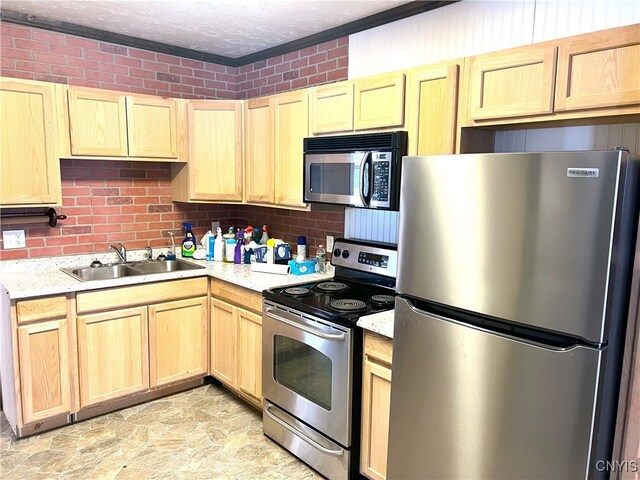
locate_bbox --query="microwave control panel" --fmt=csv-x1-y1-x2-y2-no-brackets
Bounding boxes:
371,152,392,206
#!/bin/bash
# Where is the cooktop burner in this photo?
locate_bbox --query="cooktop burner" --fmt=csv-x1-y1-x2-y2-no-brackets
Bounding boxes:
315,282,348,293
284,287,310,296
330,299,369,312
370,294,395,307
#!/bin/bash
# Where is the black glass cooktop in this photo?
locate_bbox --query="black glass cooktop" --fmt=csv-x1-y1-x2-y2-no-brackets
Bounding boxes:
263,278,395,327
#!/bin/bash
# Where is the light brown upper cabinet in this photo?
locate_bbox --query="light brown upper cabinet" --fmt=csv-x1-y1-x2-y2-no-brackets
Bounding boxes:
0,78,63,207
405,62,460,155
555,24,640,112
309,72,405,135
354,72,406,130
309,81,354,134
465,24,640,126
244,96,275,204
172,100,243,202
274,90,309,208
468,45,558,121
67,87,179,160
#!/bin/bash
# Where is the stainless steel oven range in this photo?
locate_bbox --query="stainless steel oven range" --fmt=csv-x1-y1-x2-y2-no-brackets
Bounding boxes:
262,238,397,480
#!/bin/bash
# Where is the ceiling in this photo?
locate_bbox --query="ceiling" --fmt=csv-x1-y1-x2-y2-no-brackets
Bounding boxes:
0,1,455,66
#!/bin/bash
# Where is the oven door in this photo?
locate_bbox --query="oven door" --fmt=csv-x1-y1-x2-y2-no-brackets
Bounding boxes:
262,300,354,447
304,152,371,207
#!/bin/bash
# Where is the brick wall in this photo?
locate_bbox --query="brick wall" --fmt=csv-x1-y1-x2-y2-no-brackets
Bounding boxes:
237,37,349,99
0,22,238,99
0,21,348,260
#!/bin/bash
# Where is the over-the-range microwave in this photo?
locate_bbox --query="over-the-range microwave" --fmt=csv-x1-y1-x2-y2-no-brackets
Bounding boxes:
303,131,408,210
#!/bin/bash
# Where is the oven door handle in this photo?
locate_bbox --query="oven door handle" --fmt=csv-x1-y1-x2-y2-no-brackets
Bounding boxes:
265,404,345,457
264,308,346,341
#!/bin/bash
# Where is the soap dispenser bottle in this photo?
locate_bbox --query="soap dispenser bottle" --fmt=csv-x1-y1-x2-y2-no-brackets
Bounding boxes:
181,222,196,257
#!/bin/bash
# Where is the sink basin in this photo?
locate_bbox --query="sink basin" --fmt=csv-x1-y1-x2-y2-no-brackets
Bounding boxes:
129,260,205,274
62,264,140,282
61,259,205,282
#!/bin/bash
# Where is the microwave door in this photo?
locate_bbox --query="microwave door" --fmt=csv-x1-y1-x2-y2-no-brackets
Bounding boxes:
304,152,368,207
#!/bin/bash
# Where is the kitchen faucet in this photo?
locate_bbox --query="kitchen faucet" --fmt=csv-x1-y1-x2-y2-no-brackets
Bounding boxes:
145,246,153,260
109,243,127,263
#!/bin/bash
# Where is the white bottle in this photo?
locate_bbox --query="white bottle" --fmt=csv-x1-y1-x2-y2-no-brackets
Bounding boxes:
214,227,224,262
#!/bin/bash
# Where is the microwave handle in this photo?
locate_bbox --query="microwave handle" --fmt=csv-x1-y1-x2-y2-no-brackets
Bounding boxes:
359,151,372,207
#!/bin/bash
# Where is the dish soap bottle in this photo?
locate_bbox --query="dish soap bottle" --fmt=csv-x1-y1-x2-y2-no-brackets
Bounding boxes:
181,222,196,258
214,227,224,262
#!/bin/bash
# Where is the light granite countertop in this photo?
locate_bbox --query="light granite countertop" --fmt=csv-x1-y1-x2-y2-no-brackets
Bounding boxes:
357,310,394,339
0,250,333,300
0,250,389,336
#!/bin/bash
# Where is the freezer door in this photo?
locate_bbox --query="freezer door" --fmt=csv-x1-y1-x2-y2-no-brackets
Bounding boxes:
387,297,603,480
397,150,625,342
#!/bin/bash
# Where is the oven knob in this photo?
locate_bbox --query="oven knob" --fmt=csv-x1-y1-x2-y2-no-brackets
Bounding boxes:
334,248,341,258
342,249,350,259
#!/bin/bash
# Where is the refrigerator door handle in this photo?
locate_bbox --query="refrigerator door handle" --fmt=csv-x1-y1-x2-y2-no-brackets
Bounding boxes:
400,297,599,353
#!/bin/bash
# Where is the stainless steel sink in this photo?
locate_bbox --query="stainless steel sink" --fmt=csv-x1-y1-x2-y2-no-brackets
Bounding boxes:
61,259,205,282
62,264,140,281
128,260,204,274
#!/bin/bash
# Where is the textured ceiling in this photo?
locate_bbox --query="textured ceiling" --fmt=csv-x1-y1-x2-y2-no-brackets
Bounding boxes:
1,0,413,58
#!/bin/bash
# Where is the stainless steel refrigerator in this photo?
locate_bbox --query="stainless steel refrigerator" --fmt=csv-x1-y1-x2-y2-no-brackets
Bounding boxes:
388,149,639,479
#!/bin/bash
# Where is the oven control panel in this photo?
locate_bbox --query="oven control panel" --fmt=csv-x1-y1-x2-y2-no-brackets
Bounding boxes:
331,239,397,278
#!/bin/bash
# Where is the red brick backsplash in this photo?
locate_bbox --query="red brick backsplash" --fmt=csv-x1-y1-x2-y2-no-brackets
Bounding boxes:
0,22,348,260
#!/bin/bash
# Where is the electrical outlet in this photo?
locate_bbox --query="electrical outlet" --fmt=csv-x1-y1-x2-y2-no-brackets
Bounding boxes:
211,221,220,232
326,235,334,253
3,230,26,249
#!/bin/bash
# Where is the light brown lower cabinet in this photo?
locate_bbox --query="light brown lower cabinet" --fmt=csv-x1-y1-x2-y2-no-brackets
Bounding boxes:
77,306,150,407
210,281,263,408
361,331,393,480
149,297,208,388
17,318,72,424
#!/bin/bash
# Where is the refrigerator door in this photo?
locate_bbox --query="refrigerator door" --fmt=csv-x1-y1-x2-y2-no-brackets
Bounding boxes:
387,297,603,480
397,150,625,343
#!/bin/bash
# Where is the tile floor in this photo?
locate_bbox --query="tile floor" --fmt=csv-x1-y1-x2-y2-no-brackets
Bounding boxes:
0,383,321,479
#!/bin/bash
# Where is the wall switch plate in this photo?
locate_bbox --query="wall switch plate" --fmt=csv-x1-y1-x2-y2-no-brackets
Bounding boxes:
211,221,220,232
326,235,334,253
3,230,26,249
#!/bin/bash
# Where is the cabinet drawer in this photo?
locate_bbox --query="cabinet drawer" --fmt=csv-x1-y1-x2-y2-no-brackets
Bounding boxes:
364,331,393,366
17,295,67,323
211,280,262,313
76,277,208,314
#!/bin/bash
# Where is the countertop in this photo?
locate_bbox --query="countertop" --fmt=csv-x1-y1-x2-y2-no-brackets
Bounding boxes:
0,250,392,337
0,250,333,300
357,310,394,339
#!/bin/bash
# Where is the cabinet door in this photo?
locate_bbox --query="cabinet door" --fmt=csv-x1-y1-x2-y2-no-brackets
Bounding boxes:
0,79,61,206
188,100,243,201
17,319,71,424
274,90,308,207
405,63,459,155
354,72,405,130
310,81,354,134
555,24,640,112
149,296,208,388
361,332,393,480
126,96,178,158
210,298,238,387
468,45,557,121
237,308,262,407
67,88,128,156
77,306,149,407
244,97,275,204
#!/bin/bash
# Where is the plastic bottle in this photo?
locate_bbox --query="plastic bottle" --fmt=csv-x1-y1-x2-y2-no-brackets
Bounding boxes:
214,227,224,262
181,223,196,258
297,235,307,261
207,234,215,261
316,244,326,273
234,229,244,264
224,227,235,263
260,224,269,244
